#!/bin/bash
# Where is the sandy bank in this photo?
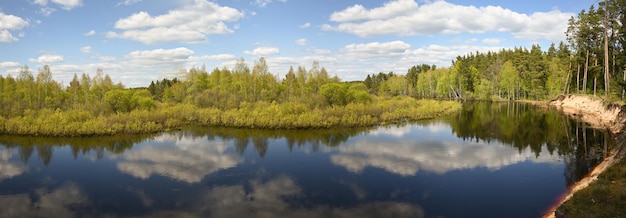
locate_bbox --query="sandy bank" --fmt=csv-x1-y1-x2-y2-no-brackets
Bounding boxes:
544,94,626,218
549,94,626,134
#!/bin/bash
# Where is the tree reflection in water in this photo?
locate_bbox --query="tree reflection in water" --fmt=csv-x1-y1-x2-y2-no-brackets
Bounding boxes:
0,102,619,217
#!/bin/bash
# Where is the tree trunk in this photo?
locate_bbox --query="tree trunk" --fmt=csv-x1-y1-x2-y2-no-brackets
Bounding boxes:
564,61,572,94
594,76,597,97
577,64,581,93
583,51,589,94
623,69,626,100
604,1,610,98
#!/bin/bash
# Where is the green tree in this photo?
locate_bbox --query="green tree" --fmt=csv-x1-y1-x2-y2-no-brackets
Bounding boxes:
320,83,348,106
104,89,132,113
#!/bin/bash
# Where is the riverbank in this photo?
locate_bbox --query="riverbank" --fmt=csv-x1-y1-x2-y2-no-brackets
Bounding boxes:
0,97,461,137
549,94,626,134
544,94,626,218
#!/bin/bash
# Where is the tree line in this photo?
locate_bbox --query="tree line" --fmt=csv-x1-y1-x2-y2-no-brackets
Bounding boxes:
365,0,624,101
0,58,460,136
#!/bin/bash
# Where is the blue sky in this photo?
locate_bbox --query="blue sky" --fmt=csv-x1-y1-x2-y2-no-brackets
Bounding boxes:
0,0,592,87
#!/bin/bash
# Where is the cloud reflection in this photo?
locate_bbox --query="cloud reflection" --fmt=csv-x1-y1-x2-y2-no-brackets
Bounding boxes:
0,148,27,182
195,176,424,218
331,138,559,176
117,135,241,183
0,183,88,218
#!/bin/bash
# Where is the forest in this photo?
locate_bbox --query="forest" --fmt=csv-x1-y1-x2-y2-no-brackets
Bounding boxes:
0,0,623,136
365,0,625,101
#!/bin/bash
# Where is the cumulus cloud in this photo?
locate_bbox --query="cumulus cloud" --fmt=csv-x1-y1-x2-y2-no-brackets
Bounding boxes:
341,40,410,56
193,54,237,61
0,12,29,42
482,38,502,45
51,0,82,10
28,54,64,64
299,22,311,28
0,61,21,68
107,0,244,44
322,0,573,42
117,0,142,6
84,30,96,36
15,47,238,88
245,46,280,56
32,0,48,5
80,46,91,53
295,38,307,45
253,0,287,7
38,7,56,16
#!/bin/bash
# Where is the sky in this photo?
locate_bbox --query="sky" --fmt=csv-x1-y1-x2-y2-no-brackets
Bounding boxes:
0,0,594,87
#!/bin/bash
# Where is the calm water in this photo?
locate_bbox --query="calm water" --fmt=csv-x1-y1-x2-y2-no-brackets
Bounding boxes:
0,102,617,218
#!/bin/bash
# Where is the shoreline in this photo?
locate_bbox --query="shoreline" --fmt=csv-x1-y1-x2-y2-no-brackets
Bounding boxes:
0,98,461,137
544,94,626,218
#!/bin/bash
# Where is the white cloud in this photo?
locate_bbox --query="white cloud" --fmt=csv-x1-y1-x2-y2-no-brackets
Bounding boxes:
125,47,194,63
193,54,236,61
38,7,56,16
117,0,142,6
299,22,311,28
107,0,244,44
32,0,48,6
253,0,287,7
0,61,21,68
245,46,280,56
482,38,502,45
329,0,418,22
83,30,95,36
15,47,237,88
28,54,64,64
0,12,29,42
51,0,82,10
295,38,307,45
0,30,18,42
342,40,410,54
80,46,91,53
322,0,573,42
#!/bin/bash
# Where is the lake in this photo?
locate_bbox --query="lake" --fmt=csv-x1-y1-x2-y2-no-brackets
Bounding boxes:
0,102,616,218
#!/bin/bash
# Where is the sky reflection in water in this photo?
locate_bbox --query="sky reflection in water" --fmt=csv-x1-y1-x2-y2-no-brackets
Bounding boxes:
0,103,615,217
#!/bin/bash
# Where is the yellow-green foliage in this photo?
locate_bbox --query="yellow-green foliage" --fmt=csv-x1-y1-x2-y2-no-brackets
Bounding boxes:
0,97,460,136
0,61,460,137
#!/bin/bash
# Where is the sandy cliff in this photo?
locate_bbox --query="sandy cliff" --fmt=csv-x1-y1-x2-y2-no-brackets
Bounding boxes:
544,94,626,218
549,94,626,135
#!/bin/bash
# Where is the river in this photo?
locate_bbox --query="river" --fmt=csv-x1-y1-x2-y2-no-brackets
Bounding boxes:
0,102,616,218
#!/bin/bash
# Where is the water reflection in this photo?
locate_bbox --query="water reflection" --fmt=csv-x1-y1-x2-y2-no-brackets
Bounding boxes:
0,183,88,218
193,176,423,218
444,102,615,184
0,148,27,182
116,134,241,183
332,122,560,176
0,102,619,217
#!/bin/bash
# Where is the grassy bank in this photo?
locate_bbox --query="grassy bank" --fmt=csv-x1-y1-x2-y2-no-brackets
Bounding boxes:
556,151,626,217
0,97,461,137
